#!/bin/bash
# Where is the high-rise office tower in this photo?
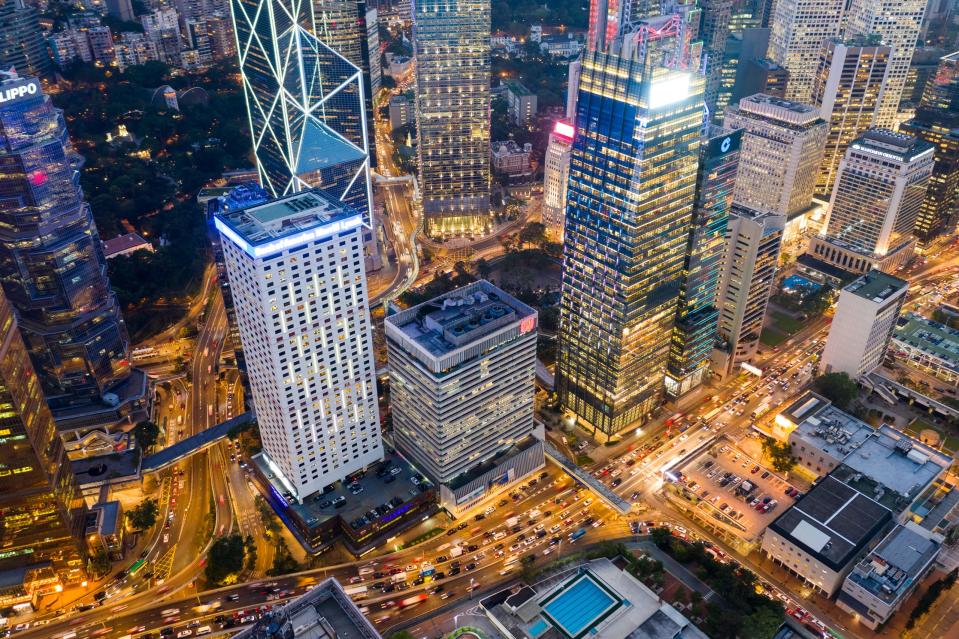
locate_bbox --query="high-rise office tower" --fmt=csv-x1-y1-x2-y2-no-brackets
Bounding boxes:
214,189,383,501
819,270,907,377
0,73,131,411
767,0,843,103
921,51,959,112
386,280,544,513
714,206,785,375
666,127,741,399
106,0,136,21
230,0,372,211
700,0,734,114
0,286,86,593
313,0,381,167
725,94,827,217
812,37,891,196
556,20,705,438
541,120,574,242
413,0,491,238
809,129,934,274
844,0,927,127
0,0,52,78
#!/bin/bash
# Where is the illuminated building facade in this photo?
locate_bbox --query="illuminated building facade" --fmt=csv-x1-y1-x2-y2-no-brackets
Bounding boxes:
0,73,131,411
812,37,891,197
556,25,705,438
767,0,843,102
0,286,85,599
0,0,51,78
714,206,785,375
844,0,927,128
230,0,373,215
541,120,573,242
810,129,934,275
900,111,959,241
666,127,741,399
921,51,959,112
215,190,383,501
413,0,491,238
386,280,544,513
699,0,734,114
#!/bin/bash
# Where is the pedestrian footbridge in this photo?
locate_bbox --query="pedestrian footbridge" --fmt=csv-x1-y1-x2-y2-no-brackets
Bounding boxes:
141,411,255,473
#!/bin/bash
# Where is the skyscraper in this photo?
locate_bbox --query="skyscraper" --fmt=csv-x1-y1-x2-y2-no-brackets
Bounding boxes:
0,0,52,78
413,0,491,238
0,286,86,595
556,23,705,438
699,0,734,114
0,73,131,411
809,129,934,274
541,120,574,242
666,127,741,399
725,94,827,217
714,206,785,375
386,280,544,513
920,51,959,112
214,189,383,501
812,37,890,196
844,0,927,127
767,0,843,102
230,0,373,213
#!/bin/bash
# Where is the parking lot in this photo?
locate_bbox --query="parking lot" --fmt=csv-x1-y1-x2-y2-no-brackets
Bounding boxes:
670,442,800,539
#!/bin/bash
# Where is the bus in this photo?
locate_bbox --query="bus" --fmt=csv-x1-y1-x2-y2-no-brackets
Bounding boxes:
344,585,368,599
131,347,158,361
128,559,146,576
751,401,772,420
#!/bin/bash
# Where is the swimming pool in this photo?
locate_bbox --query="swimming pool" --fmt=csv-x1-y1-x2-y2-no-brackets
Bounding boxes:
782,274,822,292
527,618,550,638
541,575,617,638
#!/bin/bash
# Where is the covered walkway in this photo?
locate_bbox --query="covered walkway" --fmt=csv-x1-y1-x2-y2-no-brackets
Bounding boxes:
141,411,255,473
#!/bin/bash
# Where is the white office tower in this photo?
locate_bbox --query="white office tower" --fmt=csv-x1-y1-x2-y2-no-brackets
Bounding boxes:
726,94,828,217
809,129,934,275
767,0,844,102
820,270,907,378
214,190,383,501
844,0,928,127
541,120,574,242
713,206,786,377
386,280,544,514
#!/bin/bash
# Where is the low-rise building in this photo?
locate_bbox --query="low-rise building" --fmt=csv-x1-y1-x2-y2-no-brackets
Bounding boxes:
837,523,941,629
773,393,875,476
819,270,907,378
890,313,959,387
102,232,154,259
85,500,125,560
388,94,412,130
505,80,538,127
762,475,893,596
233,577,381,639
491,140,533,178
484,558,708,639
540,33,582,58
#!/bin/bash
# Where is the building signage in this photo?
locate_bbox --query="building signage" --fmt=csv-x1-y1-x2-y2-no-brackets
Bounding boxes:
0,80,39,105
707,129,742,158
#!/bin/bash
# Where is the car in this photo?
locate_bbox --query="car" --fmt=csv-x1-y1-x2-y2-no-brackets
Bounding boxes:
751,465,760,474
227,594,240,601
719,503,729,511
761,471,771,479
176,631,193,638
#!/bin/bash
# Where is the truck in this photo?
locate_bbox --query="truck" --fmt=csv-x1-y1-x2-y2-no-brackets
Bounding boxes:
399,593,428,608
344,585,368,598
569,528,586,543
358,566,375,576
391,572,407,584
506,516,520,528
739,481,755,494
751,401,771,420
529,509,542,519
450,545,463,558
420,566,435,578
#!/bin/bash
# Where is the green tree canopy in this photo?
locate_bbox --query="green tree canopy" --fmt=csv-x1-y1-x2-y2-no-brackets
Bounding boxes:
761,437,797,474
205,534,246,584
738,606,784,639
133,420,160,450
813,372,859,409
126,498,159,531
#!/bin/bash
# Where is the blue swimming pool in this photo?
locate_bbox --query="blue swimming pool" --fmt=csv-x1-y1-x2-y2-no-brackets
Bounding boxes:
782,274,822,292
542,576,616,637
527,618,550,638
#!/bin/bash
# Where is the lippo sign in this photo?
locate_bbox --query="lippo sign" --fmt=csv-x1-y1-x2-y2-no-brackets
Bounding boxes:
0,80,39,104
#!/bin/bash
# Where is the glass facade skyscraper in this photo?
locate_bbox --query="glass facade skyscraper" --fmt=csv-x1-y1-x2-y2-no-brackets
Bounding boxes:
665,127,741,399
0,74,131,410
413,0,491,238
230,0,373,221
556,36,705,438
0,0,52,79
0,285,86,594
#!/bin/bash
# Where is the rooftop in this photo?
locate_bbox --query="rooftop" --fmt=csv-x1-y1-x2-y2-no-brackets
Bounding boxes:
213,189,365,259
768,475,892,571
842,524,940,606
851,128,935,162
483,558,707,639
504,79,534,96
233,577,381,639
892,313,959,370
492,140,532,156
844,270,908,304
734,93,823,126
788,402,876,460
386,280,536,364
102,232,152,258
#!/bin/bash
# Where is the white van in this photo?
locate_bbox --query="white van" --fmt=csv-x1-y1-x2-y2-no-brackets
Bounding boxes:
196,626,212,636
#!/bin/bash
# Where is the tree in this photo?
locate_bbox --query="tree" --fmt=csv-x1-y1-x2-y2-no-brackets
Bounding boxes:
125,498,159,531
650,526,672,549
476,257,493,280
133,420,160,450
739,606,784,639
89,549,111,577
518,222,548,249
267,539,301,576
205,534,246,584
813,372,859,409
390,632,415,639
761,437,797,474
